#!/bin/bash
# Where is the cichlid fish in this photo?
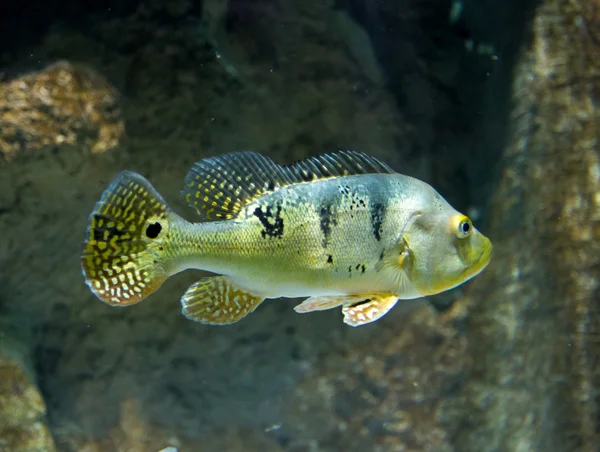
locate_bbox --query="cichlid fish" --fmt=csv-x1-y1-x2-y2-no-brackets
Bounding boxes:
81,151,492,327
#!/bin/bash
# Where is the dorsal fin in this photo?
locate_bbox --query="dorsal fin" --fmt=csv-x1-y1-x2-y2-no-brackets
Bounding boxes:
181,152,292,220
181,150,396,220
286,150,395,181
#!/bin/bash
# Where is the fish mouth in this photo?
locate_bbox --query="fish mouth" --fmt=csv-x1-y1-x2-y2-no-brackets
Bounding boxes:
414,236,493,297
461,237,492,281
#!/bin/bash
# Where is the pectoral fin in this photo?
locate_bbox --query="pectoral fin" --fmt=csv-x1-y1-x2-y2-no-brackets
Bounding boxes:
181,276,265,325
342,293,399,327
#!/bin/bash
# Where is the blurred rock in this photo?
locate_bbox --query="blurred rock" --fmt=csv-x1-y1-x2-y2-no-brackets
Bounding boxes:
444,0,600,451
57,398,183,452
0,0,422,447
280,303,467,452
0,61,124,159
0,0,554,451
57,398,283,452
0,342,55,452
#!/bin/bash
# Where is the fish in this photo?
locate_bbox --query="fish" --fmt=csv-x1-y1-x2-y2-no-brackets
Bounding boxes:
81,150,492,327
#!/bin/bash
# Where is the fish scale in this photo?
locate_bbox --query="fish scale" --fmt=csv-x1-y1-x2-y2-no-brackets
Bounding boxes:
81,150,492,326
206,180,386,293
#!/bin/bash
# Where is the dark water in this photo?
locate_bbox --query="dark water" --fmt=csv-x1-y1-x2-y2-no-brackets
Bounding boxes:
0,1,598,451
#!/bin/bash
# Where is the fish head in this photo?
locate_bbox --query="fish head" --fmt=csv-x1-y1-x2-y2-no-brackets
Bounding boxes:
403,198,492,297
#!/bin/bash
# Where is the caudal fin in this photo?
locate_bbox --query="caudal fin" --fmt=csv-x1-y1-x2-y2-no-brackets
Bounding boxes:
81,171,172,306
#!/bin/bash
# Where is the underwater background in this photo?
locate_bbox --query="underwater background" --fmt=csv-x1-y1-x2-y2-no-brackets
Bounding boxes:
0,0,599,451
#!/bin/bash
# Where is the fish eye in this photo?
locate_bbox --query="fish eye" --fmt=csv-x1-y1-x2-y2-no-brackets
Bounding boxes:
456,217,472,239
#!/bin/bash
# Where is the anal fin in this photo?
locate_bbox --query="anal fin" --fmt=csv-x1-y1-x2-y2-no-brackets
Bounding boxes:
294,293,399,326
342,293,399,327
293,295,349,313
181,276,265,325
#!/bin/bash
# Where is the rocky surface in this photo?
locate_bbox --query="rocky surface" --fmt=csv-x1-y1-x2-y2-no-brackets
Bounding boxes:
2,0,595,451
277,302,467,452
0,0,437,448
443,0,600,451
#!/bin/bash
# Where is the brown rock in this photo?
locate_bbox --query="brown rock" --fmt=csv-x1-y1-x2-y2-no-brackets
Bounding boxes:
0,61,124,159
0,348,55,451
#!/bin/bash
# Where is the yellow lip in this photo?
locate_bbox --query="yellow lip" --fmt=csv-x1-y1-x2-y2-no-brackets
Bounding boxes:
461,235,492,281
415,234,493,297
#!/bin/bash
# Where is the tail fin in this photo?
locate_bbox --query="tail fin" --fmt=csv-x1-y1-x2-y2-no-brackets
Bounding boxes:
81,171,172,306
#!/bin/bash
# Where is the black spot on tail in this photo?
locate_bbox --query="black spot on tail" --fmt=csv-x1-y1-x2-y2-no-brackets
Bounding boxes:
253,203,284,239
146,222,162,238
370,202,385,241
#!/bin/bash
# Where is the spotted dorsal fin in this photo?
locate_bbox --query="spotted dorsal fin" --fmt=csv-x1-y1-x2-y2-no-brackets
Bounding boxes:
181,150,396,220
